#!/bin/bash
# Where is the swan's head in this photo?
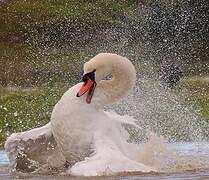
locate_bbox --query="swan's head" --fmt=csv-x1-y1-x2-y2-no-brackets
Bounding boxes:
76,53,136,104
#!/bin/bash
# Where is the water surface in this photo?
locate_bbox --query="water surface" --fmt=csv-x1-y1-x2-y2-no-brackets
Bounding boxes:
0,150,9,165
1,142,209,179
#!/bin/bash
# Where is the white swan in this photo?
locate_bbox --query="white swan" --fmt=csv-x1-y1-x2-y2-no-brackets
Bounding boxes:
5,53,155,176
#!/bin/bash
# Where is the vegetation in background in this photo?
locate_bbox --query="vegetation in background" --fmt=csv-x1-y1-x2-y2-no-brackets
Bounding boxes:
0,84,68,146
178,78,209,122
0,0,136,43
1,0,209,87
0,0,137,87
0,0,209,145
0,42,89,86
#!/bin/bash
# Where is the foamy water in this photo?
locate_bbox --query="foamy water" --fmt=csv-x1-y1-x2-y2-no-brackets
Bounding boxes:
2,130,209,173
138,135,209,173
1,140,209,179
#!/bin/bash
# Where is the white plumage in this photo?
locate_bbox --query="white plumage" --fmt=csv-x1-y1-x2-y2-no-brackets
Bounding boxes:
5,53,155,176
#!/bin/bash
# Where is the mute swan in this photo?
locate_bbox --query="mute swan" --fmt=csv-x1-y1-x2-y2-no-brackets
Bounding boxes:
5,53,155,176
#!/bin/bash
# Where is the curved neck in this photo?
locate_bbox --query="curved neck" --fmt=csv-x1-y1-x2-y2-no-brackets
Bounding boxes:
94,59,136,108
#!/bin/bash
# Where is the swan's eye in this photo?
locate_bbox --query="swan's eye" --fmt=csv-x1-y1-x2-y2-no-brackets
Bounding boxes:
103,74,112,80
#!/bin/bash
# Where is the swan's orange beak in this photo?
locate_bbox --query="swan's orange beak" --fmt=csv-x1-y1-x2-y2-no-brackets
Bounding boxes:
77,79,93,97
76,79,96,104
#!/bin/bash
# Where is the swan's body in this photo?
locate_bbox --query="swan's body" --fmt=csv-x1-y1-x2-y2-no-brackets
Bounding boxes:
5,53,155,176
51,83,98,164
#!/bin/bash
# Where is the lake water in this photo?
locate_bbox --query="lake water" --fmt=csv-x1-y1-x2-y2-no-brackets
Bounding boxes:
1,142,209,179
0,150,9,165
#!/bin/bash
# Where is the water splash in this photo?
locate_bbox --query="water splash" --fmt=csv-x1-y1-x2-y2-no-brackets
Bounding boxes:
137,132,209,173
109,78,209,142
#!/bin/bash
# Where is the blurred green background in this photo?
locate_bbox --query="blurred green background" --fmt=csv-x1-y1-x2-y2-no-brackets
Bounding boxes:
0,0,209,145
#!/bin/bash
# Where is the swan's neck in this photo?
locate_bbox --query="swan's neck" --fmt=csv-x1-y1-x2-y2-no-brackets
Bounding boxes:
95,60,136,108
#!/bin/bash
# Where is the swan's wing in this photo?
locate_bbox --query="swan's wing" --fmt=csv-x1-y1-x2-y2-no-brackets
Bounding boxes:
4,122,66,172
69,131,155,176
104,111,140,129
